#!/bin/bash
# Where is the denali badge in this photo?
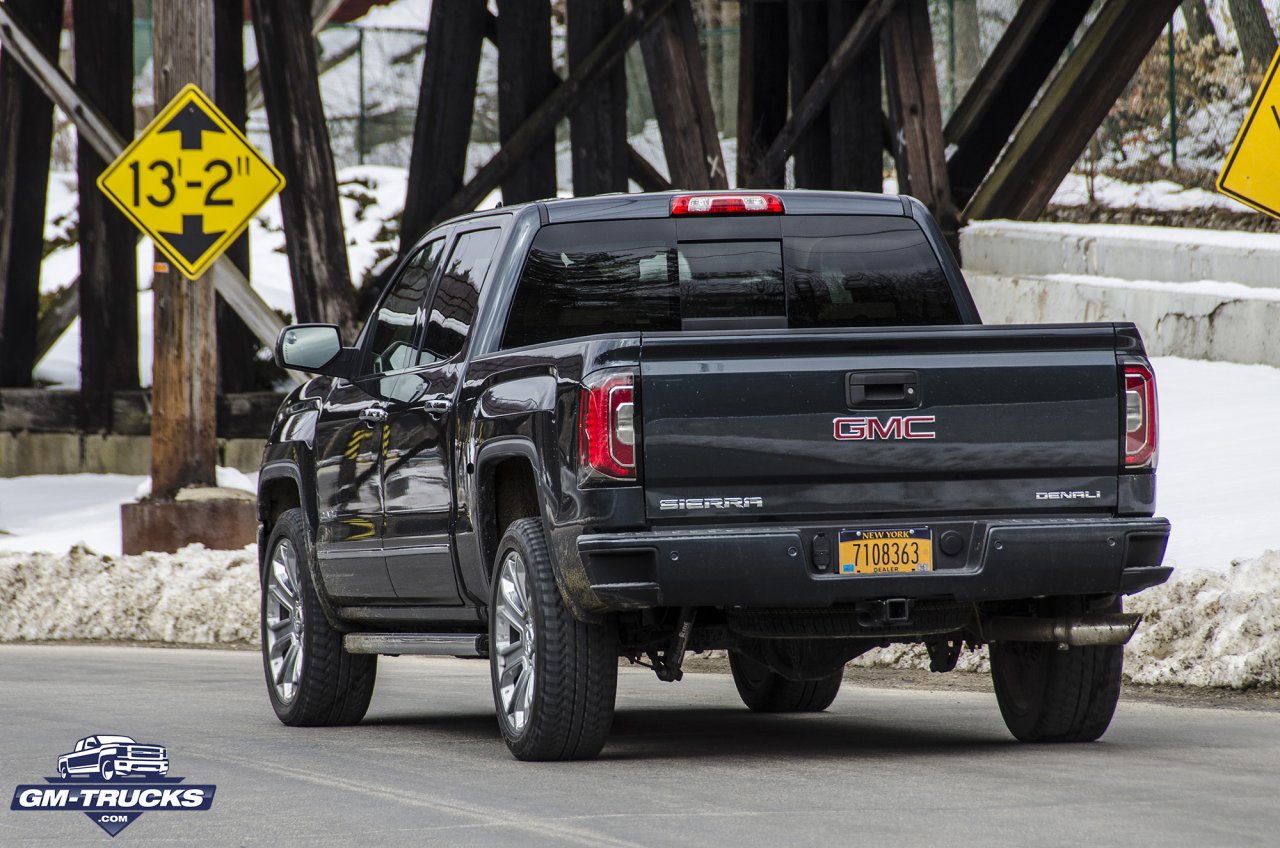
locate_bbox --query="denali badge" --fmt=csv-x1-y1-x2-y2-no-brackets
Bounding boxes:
1036,490,1102,500
833,415,936,441
659,497,764,510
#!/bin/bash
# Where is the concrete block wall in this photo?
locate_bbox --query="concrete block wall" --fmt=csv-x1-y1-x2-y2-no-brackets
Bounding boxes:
961,221,1280,367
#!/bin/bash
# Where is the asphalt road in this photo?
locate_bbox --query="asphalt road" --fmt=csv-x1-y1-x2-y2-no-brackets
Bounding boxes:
2,645,1278,847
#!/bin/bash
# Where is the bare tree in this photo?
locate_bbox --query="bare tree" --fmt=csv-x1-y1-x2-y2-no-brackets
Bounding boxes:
1226,0,1278,91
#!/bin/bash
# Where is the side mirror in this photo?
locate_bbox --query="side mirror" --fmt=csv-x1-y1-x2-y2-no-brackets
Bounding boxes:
275,324,353,378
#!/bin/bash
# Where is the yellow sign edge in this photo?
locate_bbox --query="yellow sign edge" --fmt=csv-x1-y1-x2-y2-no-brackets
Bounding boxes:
1216,46,1280,220
96,83,286,280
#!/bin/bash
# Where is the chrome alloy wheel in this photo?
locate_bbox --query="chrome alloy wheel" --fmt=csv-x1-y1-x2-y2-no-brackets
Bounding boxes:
264,538,304,704
494,549,536,733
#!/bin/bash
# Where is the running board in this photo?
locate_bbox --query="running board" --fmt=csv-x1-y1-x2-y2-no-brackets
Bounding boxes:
343,633,488,657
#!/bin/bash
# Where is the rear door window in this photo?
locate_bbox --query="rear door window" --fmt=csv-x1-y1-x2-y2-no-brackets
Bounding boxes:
501,215,958,348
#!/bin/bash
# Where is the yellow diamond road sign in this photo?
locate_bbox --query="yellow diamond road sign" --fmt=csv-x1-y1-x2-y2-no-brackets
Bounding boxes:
98,84,285,279
1218,47,1280,220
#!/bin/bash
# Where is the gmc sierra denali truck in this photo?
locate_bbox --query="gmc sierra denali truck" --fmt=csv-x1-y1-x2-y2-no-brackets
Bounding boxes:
257,190,1170,761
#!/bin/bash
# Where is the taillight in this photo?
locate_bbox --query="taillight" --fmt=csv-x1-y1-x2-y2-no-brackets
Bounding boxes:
670,193,784,215
579,370,637,481
1123,363,1158,469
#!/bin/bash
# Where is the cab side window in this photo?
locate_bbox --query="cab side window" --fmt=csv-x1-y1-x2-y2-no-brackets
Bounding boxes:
420,228,501,363
364,238,445,374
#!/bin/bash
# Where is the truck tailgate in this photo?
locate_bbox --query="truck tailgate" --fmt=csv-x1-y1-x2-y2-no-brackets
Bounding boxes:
639,324,1127,521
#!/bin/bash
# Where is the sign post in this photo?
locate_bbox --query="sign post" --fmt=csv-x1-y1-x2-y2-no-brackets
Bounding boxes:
116,1,283,554
1217,47,1280,219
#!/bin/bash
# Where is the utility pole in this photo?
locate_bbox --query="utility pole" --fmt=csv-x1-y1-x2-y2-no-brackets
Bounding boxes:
121,0,257,555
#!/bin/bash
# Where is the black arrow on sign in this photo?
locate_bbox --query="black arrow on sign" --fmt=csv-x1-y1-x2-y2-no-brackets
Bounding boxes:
158,102,224,150
159,215,225,266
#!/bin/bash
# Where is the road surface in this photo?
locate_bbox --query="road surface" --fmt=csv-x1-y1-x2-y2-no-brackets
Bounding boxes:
1,645,1277,846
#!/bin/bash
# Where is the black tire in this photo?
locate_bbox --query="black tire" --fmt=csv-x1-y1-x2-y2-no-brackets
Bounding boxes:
490,517,618,761
729,650,843,713
261,507,376,727
989,599,1124,743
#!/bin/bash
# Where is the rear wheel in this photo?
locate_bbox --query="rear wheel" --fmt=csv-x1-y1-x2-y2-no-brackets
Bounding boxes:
262,508,376,726
989,599,1124,743
490,518,618,761
729,650,843,713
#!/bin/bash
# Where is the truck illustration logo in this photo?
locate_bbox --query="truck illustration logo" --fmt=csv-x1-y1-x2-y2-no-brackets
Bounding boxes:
11,734,214,837
58,735,170,781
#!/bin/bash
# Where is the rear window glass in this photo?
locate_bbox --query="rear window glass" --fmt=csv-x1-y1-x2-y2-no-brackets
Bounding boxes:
501,216,958,349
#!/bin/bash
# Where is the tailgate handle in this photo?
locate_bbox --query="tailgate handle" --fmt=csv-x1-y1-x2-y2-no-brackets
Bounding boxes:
846,371,919,408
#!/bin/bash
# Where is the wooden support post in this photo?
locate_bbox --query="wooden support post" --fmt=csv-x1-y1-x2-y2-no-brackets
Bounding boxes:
497,0,557,205
640,0,729,189
789,0,832,188
568,0,628,196
250,0,358,338
760,0,897,181
214,0,258,393
883,0,957,242
74,0,139,428
434,0,673,224
149,0,219,498
0,0,61,388
966,0,1183,221
400,0,485,250
828,0,883,192
628,146,672,192
944,0,1092,209
737,0,789,188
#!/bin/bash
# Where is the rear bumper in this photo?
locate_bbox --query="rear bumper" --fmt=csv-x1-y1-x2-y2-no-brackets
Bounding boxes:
577,517,1171,610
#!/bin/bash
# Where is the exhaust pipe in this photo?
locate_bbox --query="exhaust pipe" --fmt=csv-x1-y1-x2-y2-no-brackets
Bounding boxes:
981,613,1142,646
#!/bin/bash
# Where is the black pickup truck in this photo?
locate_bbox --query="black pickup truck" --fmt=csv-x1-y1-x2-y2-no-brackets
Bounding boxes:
257,190,1170,761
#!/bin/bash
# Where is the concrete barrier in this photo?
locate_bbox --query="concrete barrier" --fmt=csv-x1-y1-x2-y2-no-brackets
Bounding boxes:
961,221,1280,367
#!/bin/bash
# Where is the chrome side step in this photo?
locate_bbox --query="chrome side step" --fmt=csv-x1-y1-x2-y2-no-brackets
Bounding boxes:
343,632,488,657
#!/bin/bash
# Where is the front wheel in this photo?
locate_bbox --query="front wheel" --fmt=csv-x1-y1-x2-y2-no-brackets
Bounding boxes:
490,518,618,761
261,508,376,726
99,759,116,781
729,651,843,713
989,599,1124,743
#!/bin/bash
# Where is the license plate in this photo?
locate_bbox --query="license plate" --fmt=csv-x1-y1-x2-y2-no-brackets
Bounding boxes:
838,528,933,575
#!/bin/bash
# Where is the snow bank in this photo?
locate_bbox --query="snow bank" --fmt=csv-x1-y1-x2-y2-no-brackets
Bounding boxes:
3,544,1280,690
0,545,259,646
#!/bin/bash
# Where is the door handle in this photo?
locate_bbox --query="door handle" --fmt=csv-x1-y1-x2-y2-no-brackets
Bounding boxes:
846,371,919,408
422,396,451,417
358,405,388,425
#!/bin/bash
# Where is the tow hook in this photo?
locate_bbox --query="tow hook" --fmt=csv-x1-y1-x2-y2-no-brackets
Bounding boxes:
855,598,914,627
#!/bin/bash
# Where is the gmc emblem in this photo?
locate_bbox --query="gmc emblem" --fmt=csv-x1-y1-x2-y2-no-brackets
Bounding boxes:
833,415,936,441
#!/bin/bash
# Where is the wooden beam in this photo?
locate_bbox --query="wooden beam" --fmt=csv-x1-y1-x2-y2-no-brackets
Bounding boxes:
214,0,259,394
497,0,557,204
966,0,1184,221
788,0,832,188
627,145,671,192
883,0,957,241
0,2,295,375
640,0,728,189
74,0,139,428
400,0,486,250
568,0,628,196
250,0,359,339
828,0,883,192
434,0,674,225
244,0,346,112
150,0,219,496
944,0,1093,208
0,0,62,388
761,0,897,181
736,0,789,188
